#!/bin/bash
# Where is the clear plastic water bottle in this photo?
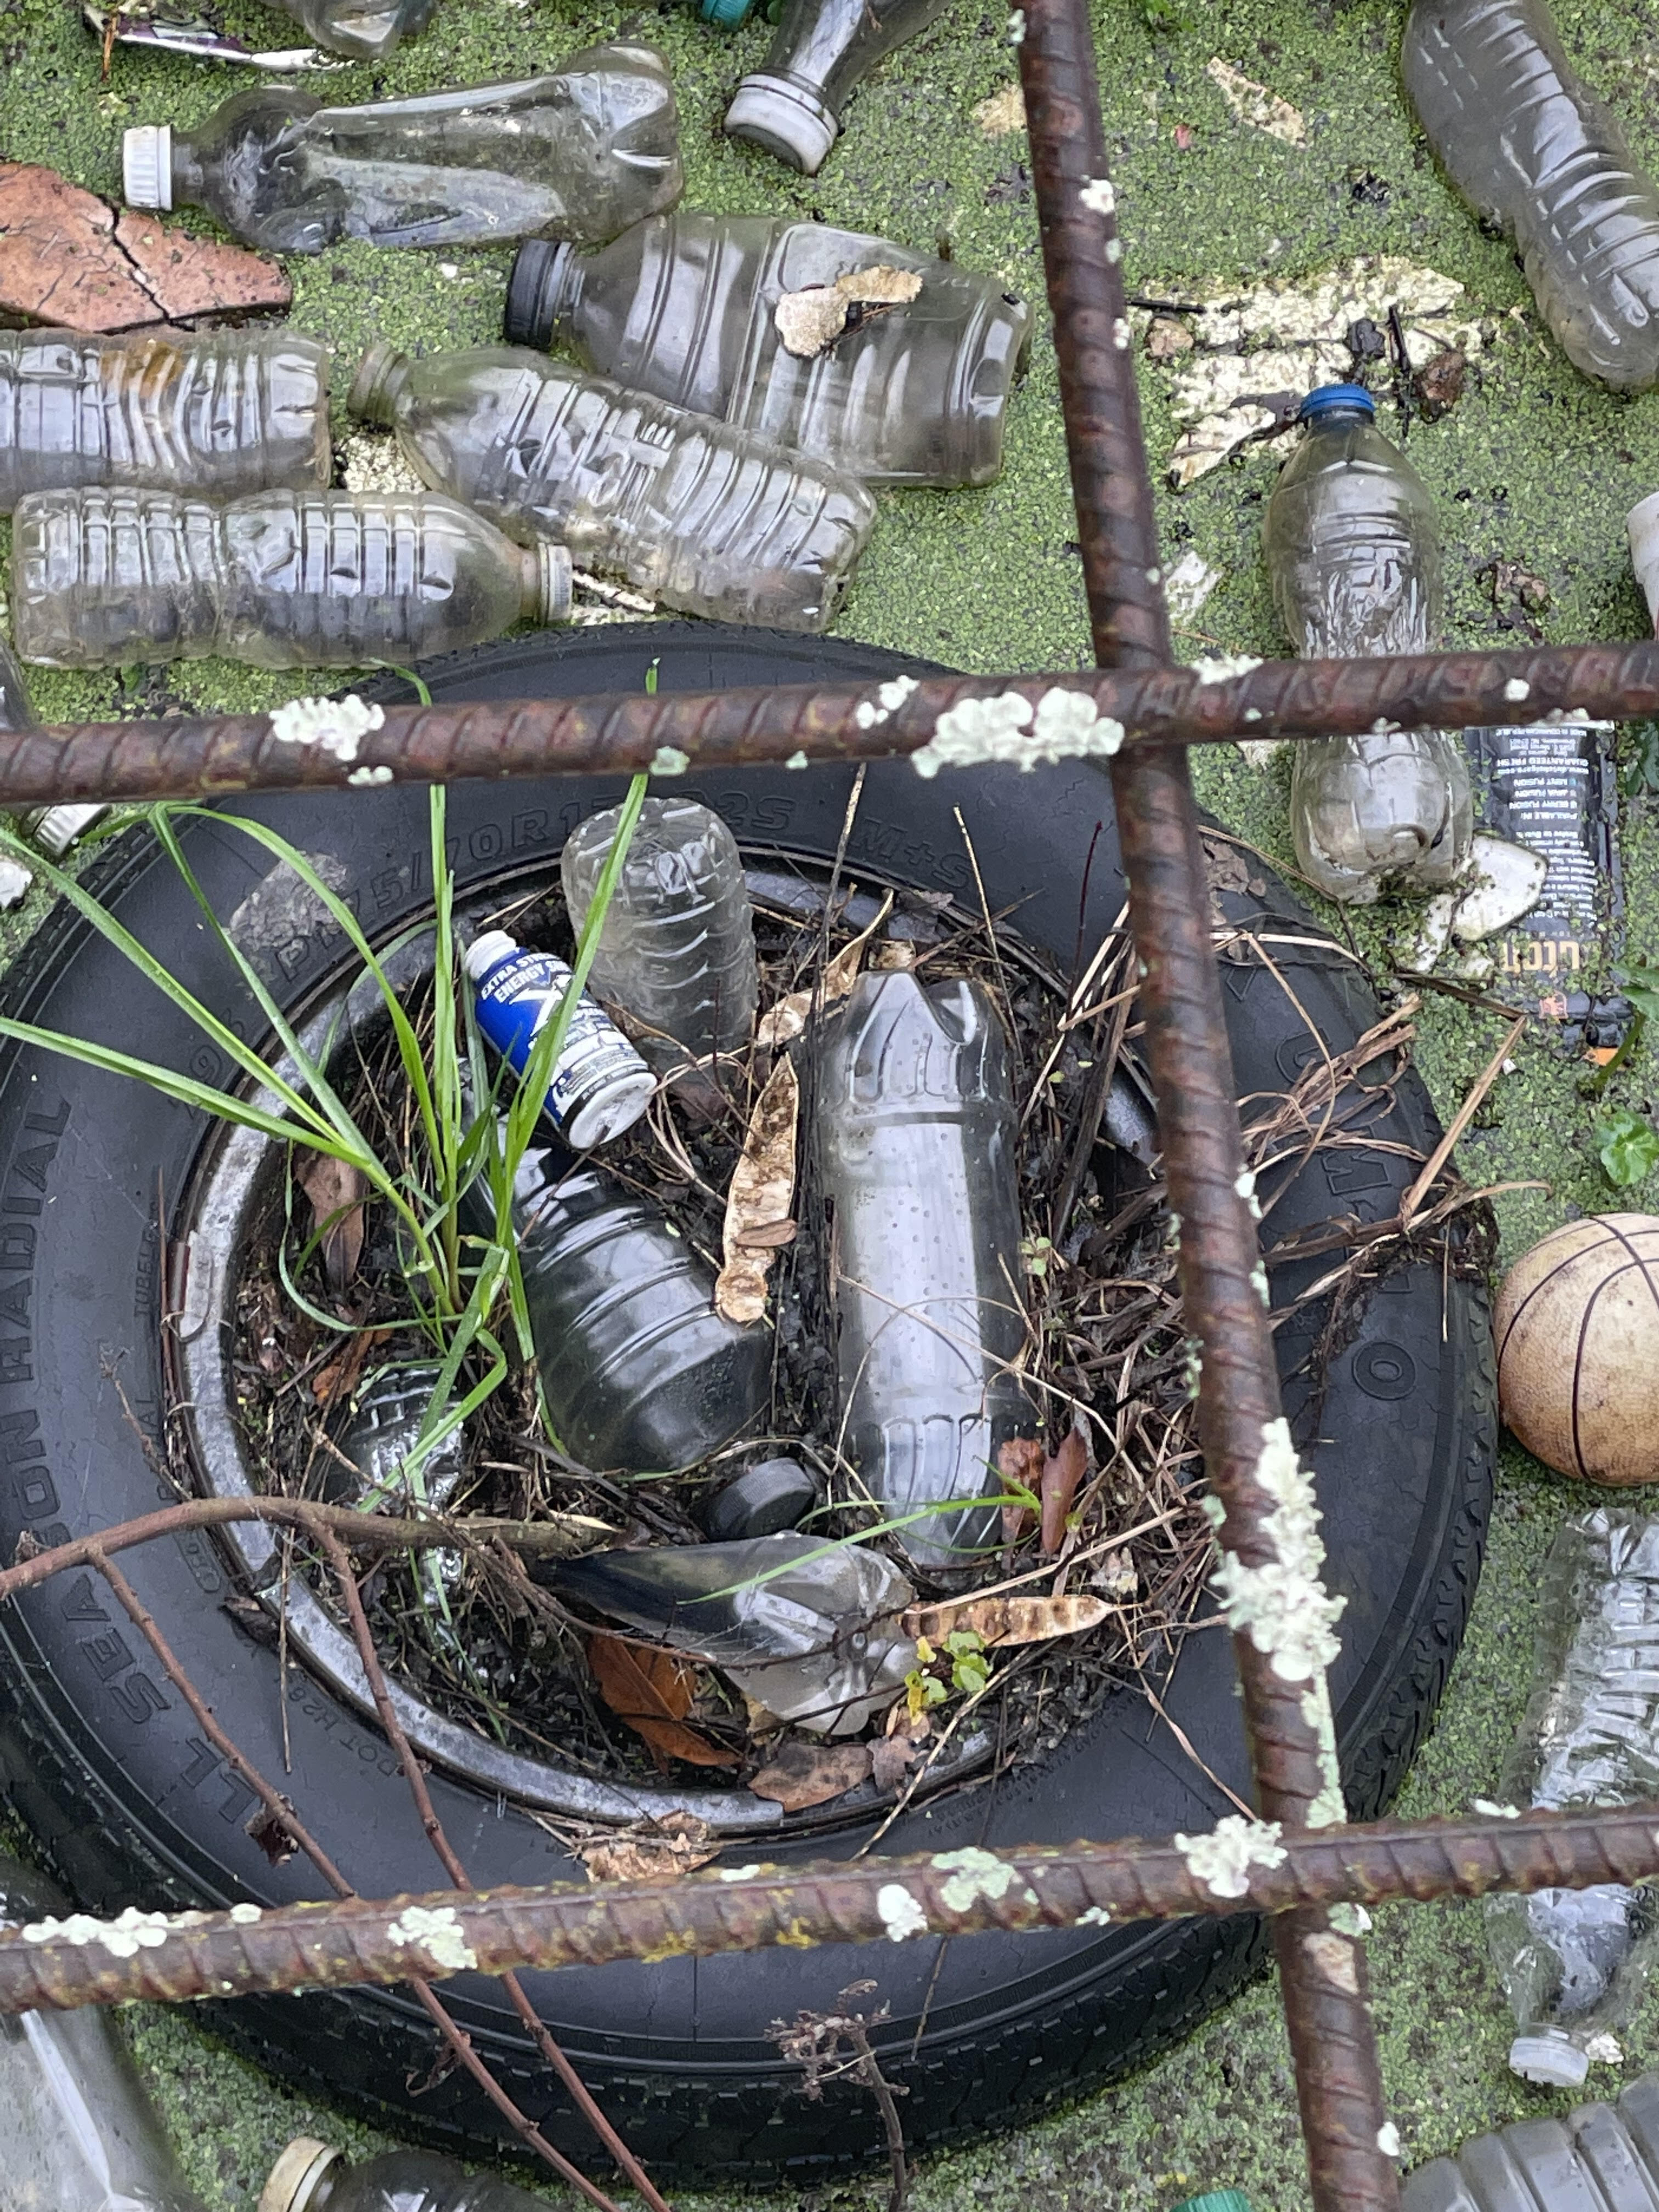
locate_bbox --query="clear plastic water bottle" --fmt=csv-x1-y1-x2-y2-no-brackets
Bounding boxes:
473,1139,770,1473
1403,0,1659,390
561,797,759,1075
505,215,1029,487
1263,383,1472,905
1402,2072,1659,2212
548,1530,913,1734
724,0,955,174
335,1364,465,1511
0,1853,207,2212
262,2137,558,2212
0,328,330,512
1483,1508,1659,2087
0,637,36,735
259,0,434,63
814,970,1032,1571
10,487,572,673
464,929,656,1149
121,44,682,255
348,343,875,634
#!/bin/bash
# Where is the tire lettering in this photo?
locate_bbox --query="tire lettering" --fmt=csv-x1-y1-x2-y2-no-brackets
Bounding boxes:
108,1672,169,1725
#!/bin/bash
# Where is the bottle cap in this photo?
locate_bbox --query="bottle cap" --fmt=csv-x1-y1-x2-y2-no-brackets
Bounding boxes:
464,928,520,982
724,74,839,176
122,124,173,211
536,541,573,625
704,1457,820,1541
347,341,411,427
1298,382,1375,423
1166,2194,1252,2212
1627,489,1659,630
25,804,108,859
701,0,754,25
1509,2028,1590,2088
504,240,580,349
565,1062,657,1149
258,2137,342,2212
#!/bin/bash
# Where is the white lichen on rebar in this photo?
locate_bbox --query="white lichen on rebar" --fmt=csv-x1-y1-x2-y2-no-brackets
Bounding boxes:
1075,1903,1112,1927
1378,2124,1402,2158
877,1882,929,1940
1472,1798,1520,1819
1303,1927,1359,1993
1079,177,1115,216
1211,1417,1347,1687
386,1904,477,1974
1301,1675,1346,1827
1007,8,1024,42
786,749,810,769
932,1846,1037,1912
229,1902,263,1925
346,764,393,787
1174,1815,1286,1898
1503,679,1531,702
1190,653,1262,685
717,1864,765,1881
1234,1167,1262,1221
22,1905,178,1957
854,673,921,730
268,693,385,766
649,746,690,777
1251,1261,1270,1305
1329,1902,1372,1937
1113,318,1131,350
909,688,1124,778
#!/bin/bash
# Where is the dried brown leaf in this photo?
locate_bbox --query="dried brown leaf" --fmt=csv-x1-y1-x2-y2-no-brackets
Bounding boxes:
749,1738,874,1812
1040,1426,1089,1556
295,1150,368,1294
755,892,895,1047
586,1633,738,1771
899,1593,1108,1647
580,1817,716,1884
774,286,850,358
716,1053,799,1324
834,263,923,307
997,1435,1043,1543
870,1736,918,1792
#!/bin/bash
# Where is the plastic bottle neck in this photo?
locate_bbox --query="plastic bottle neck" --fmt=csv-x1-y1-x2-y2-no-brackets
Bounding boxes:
504,241,584,349
347,342,415,427
520,541,573,625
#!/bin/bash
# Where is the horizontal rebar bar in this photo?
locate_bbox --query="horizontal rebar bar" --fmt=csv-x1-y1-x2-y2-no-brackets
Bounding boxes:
5,1802,1656,2016
6,639,1656,806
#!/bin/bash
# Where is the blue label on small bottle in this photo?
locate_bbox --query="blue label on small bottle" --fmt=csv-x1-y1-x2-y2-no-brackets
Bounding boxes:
472,950,560,1074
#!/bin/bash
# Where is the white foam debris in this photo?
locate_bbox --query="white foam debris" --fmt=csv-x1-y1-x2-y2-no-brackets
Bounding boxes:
1175,1815,1287,1898
1205,57,1305,144
386,1904,477,1974
1164,549,1222,622
1450,832,1549,944
0,858,32,908
1587,2033,1625,2066
1156,256,1494,486
877,1882,929,1940
268,694,384,765
1211,1417,1347,1685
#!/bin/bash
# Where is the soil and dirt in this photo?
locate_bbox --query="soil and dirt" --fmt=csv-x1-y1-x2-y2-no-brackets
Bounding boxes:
230,862,1213,1810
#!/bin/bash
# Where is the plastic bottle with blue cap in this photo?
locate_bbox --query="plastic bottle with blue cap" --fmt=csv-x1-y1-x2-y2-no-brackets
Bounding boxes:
1262,382,1472,904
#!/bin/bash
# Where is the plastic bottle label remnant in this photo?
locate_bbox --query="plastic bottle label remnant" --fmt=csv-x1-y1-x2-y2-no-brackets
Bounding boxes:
466,934,656,1150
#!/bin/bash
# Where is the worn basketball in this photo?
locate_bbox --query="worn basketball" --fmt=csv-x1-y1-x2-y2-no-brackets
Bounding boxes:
1495,1214,1659,1485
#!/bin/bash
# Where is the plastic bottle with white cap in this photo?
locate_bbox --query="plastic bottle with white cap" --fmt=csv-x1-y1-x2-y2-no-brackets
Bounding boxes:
464,929,655,1150
261,2137,553,2212
121,46,682,255
1401,2073,1659,2212
724,0,954,174
1264,382,1472,904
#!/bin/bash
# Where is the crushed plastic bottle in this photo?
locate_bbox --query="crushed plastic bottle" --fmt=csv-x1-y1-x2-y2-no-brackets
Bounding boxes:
1483,1508,1659,2087
0,1852,208,2212
561,796,759,1074
1263,383,1472,904
121,44,683,255
10,487,572,673
262,2137,560,2212
465,929,656,1149
548,1530,913,1735
1403,0,1659,390
349,343,875,633
262,0,433,63
464,1137,770,1473
505,215,1029,487
0,328,330,514
1402,2072,1659,2212
725,0,955,174
335,1364,465,1512
814,970,1033,1571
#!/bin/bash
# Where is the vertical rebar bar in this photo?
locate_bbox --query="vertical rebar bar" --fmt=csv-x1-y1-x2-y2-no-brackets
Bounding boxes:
1015,7,1400,2204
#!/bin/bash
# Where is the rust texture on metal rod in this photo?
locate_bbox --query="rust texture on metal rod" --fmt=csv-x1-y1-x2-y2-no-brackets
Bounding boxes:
6,1803,1659,2017
1015,3,1395,2204
4,640,1659,807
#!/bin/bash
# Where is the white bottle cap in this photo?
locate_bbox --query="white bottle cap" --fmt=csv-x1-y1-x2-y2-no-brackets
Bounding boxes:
463,928,520,981
565,1064,657,1150
259,2137,342,2212
724,75,838,176
122,124,173,212
1509,2028,1590,2088
27,804,107,859
1628,489,1659,630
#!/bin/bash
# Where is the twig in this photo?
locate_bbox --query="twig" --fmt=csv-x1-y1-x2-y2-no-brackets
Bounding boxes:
315,1526,675,2212
1398,1014,1526,1228
844,2015,911,2212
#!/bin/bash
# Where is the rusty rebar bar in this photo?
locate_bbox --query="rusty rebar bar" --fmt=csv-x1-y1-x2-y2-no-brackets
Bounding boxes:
1015,2,1395,2203
4,1802,1656,2016
3,639,1657,808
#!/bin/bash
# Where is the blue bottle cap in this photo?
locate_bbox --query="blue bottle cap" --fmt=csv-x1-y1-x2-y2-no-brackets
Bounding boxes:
1299,382,1375,423
701,0,753,25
